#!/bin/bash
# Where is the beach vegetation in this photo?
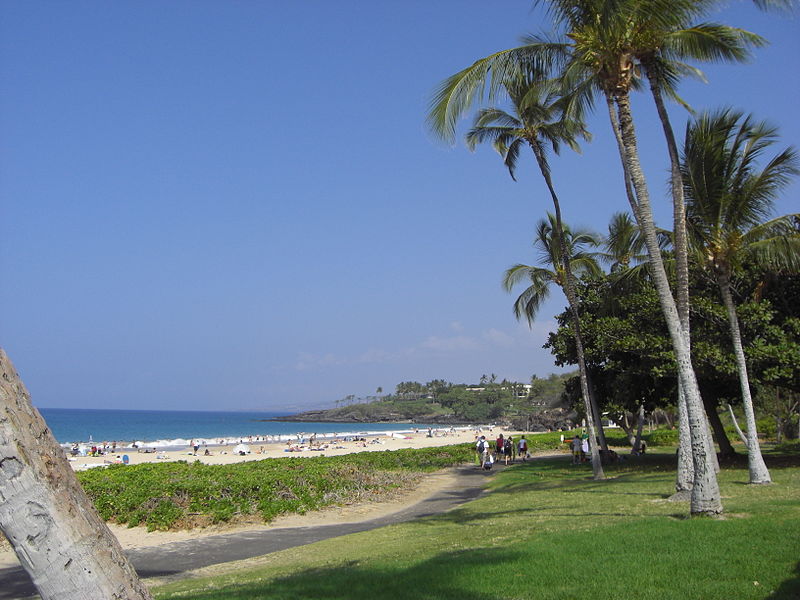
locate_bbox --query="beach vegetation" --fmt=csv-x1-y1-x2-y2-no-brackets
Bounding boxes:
77,445,475,531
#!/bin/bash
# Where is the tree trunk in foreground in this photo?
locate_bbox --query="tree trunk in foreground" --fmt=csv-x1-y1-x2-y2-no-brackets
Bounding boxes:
0,349,153,600
611,91,722,515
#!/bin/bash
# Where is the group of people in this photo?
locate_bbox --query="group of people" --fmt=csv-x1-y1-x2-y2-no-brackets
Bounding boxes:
570,434,590,464
475,433,530,469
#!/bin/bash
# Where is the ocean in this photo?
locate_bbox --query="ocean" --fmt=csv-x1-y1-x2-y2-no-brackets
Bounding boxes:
37,407,441,449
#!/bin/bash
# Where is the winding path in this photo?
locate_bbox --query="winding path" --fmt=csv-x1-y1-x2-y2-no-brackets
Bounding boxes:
0,463,501,599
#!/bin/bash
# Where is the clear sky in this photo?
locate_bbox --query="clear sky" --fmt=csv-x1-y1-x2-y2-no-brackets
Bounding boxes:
1,1,797,412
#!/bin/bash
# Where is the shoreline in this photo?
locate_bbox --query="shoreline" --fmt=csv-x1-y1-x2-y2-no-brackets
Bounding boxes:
59,424,478,455
65,425,512,471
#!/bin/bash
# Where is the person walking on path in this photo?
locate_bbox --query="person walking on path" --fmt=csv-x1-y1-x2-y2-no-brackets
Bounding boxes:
504,436,514,465
518,435,529,461
476,436,489,468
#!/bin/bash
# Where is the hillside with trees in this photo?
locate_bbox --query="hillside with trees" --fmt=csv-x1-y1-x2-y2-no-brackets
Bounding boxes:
270,373,576,429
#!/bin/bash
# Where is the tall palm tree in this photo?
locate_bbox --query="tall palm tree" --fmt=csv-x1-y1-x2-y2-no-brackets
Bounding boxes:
465,76,607,473
683,109,800,484
625,1,764,494
503,215,604,445
505,215,603,318
534,0,763,514
428,0,770,515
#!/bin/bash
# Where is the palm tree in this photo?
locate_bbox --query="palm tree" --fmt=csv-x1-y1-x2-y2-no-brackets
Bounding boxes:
533,0,761,515
428,0,769,515
464,75,607,473
504,214,606,464
602,212,654,273
504,215,603,323
683,108,800,484
624,0,764,494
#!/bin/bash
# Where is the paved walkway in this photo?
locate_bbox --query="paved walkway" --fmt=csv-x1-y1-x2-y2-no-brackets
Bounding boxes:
0,463,501,599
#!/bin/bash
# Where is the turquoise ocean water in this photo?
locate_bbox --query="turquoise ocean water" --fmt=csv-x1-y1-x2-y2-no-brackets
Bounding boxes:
37,407,439,448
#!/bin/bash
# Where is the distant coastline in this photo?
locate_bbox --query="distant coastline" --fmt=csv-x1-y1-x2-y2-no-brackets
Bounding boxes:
261,409,473,425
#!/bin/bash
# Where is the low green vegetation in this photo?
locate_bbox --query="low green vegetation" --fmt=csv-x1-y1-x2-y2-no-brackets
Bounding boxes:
76,430,684,532
154,446,800,600
77,445,473,531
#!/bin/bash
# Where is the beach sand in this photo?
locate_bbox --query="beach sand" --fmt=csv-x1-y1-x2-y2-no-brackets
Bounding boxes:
2,427,550,570
66,426,484,470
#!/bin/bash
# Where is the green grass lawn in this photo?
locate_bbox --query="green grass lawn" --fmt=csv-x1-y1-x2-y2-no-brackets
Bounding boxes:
153,448,800,600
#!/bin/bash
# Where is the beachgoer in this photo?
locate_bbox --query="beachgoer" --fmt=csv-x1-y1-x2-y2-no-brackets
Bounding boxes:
503,437,513,465
571,435,582,464
581,436,589,462
476,436,488,468
496,434,504,458
518,436,528,461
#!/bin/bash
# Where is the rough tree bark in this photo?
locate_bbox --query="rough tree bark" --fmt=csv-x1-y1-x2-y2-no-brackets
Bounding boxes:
0,349,153,600
611,91,722,515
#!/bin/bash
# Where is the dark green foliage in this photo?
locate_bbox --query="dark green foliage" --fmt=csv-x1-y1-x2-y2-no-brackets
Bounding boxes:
77,445,473,531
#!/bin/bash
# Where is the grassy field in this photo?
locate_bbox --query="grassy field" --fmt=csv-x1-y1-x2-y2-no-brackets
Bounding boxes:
153,444,800,600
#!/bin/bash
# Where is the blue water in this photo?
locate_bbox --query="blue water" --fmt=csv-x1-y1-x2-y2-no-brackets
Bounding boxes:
37,407,437,447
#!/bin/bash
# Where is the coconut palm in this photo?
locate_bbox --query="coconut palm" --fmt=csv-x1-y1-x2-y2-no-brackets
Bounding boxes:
464,76,607,472
623,1,765,493
531,0,764,514
428,0,770,515
505,215,602,312
683,108,800,484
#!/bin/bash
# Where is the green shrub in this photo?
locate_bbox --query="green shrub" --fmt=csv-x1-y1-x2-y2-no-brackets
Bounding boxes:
644,428,679,446
76,444,472,531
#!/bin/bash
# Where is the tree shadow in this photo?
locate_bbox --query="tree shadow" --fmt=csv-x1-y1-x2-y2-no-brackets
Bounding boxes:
768,560,800,600
173,549,523,600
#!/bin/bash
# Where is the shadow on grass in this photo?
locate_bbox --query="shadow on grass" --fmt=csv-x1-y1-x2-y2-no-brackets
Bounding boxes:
769,560,800,600
165,549,521,600
419,505,551,525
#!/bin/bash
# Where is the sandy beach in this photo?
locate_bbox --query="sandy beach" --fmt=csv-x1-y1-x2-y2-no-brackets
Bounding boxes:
65,426,496,470
2,427,552,570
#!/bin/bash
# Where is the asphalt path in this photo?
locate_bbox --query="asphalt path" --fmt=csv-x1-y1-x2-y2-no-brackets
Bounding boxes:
0,462,503,599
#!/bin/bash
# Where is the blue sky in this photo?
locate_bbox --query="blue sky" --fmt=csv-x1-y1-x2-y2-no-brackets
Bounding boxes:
2,1,797,412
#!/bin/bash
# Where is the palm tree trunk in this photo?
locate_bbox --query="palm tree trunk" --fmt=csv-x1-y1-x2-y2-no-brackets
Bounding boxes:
588,379,609,452
0,350,153,600
703,396,736,457
643,70,701,491
530,142,605,479
611,90,722,515
717,272,772,483
727,403,749,444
